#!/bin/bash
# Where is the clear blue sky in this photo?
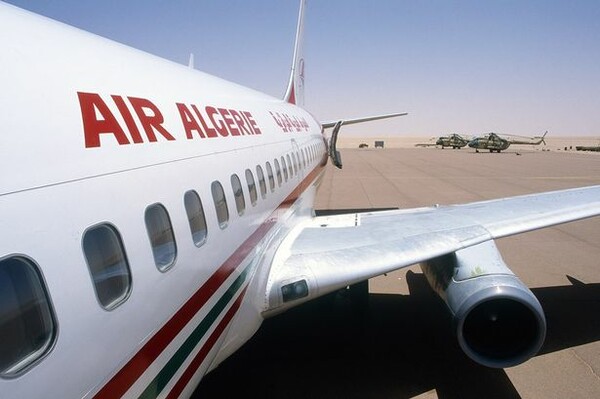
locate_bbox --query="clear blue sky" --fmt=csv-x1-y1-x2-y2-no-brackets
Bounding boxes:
5,0,600,137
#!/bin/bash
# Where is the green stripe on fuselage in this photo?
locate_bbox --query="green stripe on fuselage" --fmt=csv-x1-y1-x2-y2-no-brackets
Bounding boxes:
138,265,251,399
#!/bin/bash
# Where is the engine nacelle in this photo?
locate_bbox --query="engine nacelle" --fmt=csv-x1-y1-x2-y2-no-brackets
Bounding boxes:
420,240,546,368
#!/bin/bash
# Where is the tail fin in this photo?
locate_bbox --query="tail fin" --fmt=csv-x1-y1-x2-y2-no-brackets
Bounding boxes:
537,131,548,145
283,0,307,107
541,130,547,145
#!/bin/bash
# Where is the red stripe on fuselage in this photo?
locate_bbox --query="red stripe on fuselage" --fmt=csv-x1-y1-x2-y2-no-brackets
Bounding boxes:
166,286,249,399
93,161,326,398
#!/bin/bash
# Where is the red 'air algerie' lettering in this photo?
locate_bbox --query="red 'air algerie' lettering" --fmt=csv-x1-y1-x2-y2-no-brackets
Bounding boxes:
176,103,205,139
206,106,229,137
78,92,264,148
175,102,262,140
230,110,249,135
78,92,175,148
129,97,176,143
218,108,239,136
192,104,218,138
78,92,130,148
112,95,144,144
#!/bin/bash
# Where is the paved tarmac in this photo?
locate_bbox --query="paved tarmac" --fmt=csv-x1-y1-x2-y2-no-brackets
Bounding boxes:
195,147,600,398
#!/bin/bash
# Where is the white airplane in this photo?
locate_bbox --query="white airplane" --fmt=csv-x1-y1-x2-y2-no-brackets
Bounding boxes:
0,1,599,398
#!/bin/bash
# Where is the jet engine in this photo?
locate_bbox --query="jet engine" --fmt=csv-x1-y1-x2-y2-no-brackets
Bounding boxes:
420,240,546,368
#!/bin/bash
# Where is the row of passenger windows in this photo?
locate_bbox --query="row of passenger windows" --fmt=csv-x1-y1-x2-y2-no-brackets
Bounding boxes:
0,139,325,377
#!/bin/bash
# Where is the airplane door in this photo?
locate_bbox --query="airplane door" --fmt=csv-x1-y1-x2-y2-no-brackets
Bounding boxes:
291,139,304,181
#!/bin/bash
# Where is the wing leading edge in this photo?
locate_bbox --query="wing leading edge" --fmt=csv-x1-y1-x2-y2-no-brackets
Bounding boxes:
265,185,600,314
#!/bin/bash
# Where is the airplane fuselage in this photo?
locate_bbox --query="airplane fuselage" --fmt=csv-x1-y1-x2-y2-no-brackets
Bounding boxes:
0,3,327,397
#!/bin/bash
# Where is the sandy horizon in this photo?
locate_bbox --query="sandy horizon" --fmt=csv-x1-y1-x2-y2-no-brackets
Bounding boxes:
334,135,600,150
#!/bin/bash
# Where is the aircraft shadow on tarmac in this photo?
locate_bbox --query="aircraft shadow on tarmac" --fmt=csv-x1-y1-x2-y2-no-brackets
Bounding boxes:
194,271,600,399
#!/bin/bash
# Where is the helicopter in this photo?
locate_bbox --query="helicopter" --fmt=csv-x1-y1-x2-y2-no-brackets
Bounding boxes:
468,131,547,153
435,133,470,149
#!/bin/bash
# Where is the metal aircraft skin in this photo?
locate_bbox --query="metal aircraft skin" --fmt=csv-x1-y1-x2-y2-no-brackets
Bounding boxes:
468,131,547,152
1,2,600,398
436,133,470,149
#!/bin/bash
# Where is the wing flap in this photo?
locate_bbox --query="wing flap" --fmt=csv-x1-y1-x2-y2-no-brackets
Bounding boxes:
264,185,600,315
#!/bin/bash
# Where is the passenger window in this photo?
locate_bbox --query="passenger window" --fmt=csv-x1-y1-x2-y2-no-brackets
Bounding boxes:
231,174,246,216
286,154,293,177
211,181,229,229
292,153,298,174
245,169,258,206
145,204,177,271
184,190,207,247
256,165,267,199
266,162,275,192
274,158,282,186
0,256,56,377
83,224,131,310
281,156,288,181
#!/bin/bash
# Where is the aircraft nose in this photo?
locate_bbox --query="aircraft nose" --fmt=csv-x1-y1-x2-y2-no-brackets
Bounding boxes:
468,139,477,148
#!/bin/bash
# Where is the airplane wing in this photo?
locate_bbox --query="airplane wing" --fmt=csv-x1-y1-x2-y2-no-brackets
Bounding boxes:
322,111,408,169
266,184,600,313
321,112,407,129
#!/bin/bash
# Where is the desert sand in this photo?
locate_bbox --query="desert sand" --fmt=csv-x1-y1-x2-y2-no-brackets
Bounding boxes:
197,147,600,399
